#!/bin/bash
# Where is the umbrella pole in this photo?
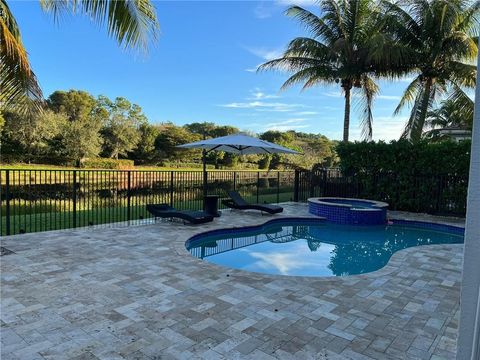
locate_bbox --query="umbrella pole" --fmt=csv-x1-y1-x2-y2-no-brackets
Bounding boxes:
203,149,207,210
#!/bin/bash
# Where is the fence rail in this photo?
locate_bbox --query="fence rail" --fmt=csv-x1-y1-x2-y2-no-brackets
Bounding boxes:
0,168,468,236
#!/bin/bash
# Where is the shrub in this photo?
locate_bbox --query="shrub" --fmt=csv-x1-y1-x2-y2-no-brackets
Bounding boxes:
334,140,470,215
82,158,134,170
336,140,470,177
160,161,215,169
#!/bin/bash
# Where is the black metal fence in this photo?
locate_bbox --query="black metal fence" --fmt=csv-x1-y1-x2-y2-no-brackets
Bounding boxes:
296,168,468,216
0,169,295,236
0,168,468,236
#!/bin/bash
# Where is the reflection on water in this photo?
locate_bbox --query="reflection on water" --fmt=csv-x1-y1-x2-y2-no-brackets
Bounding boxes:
187,222,463,277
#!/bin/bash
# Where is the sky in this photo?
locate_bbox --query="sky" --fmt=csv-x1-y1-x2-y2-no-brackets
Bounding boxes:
11,0,414,141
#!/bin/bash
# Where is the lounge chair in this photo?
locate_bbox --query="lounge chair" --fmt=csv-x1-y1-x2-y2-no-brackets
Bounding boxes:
146,204,214,224
222,191,283,214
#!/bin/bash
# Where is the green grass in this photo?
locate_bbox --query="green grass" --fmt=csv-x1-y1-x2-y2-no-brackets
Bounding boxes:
1,192,294,235
0,163,282,172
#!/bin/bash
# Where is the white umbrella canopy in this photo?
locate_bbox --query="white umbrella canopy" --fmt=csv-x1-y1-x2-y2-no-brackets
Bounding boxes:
177,133,300,155
177,133,300,210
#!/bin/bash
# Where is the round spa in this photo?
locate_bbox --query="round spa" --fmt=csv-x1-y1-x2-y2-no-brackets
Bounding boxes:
308,197,389,225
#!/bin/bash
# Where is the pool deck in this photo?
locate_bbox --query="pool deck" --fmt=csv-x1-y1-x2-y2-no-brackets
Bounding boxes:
1,203,465,359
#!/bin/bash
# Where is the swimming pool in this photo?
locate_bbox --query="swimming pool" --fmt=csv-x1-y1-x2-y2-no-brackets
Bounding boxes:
186,218,463,277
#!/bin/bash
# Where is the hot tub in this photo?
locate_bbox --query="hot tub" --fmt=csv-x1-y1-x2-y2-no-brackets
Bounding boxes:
308,197,389,225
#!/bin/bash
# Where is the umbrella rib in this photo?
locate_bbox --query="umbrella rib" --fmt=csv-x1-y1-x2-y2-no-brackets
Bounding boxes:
205,145,223,154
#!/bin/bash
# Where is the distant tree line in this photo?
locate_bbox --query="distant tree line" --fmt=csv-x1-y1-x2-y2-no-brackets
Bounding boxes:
0,89,338,169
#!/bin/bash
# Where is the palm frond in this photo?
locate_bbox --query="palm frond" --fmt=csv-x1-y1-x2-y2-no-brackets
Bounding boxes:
446,83,475,127
402,79,438,141
354,75,378,140
283,37,333,60
286,5,336,42
281,67,336,91
394,76,421,115
40,0,159,52
0,0,43,112
258,56,333,73
442,61,477,88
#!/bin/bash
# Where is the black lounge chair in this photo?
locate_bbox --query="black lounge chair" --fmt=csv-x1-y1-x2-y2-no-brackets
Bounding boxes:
222,191,283,214
146,204,214,224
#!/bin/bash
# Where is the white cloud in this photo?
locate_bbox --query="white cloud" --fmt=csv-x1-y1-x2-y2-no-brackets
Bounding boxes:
349,116,407,142
323,91,399,101
276,0,318,6
377,95,401,101
254,2,272,19
323,91,345,98
245,118,310,132
323,106,339,111
295,111,318,116
248,88,279,100
220,101,304,112
245,46,284,61
249,252,305,274
245,67,259,73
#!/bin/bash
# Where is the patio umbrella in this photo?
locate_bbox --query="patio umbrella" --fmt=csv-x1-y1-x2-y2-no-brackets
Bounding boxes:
177,133,300,205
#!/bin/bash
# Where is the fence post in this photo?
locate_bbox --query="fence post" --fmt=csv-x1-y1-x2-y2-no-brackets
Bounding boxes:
5,170,11,236
256,172,260,203
170,171,174,207
72,170,77,228
322,169,328,197
127,171,131,221
293,170,299,202
233,171,236,191
309,171,315,197
276,172,280,204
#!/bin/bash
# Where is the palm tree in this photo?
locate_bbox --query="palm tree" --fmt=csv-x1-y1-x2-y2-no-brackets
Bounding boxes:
259,0,401,142
426,97,473,130
0,0,159,113
424,97,474,139
382,0,478,142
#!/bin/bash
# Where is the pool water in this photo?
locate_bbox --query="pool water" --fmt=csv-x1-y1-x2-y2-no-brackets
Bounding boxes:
186,219,463,277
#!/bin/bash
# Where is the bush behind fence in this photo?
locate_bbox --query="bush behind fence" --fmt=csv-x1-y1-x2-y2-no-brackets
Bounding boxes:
0,168,467,236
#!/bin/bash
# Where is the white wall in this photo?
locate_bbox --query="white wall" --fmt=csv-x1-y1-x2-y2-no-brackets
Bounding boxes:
456,38,480,360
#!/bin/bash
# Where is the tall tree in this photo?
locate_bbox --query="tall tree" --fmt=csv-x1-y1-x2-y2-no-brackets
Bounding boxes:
47,90,105,165
0,0,159,112
131,123,160,163
99,96,146,159
1,109,66,162
155,123,201,162
383,0,478,142
426,98,474,131
259,0,396,142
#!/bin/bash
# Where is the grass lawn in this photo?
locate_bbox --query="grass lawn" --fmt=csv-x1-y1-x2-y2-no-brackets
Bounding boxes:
0,163,284,172
1,192,294,236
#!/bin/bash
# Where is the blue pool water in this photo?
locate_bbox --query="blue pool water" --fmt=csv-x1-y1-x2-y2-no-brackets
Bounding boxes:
186,219,463,277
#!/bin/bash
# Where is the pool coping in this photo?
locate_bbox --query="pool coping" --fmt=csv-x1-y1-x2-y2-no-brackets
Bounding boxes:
307,197,389,210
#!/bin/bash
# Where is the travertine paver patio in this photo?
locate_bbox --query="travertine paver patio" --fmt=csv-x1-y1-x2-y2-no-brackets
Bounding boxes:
0,203,465,360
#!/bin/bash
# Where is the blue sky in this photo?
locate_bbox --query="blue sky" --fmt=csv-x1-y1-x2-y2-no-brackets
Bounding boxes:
11,0,413,141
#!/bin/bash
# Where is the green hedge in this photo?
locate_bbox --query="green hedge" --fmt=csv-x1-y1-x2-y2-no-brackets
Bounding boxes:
336,140,470,177
335,140,470,215
82,158,134,170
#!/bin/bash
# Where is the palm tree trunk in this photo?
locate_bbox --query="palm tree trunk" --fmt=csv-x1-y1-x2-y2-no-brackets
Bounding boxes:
343,86,351,142
457,39,480,359
412,77,434,141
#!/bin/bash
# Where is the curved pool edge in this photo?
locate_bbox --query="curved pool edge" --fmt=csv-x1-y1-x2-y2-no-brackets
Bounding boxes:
185,216,327,249
179,214,464,281
308,197,389,225
308,197,389,209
